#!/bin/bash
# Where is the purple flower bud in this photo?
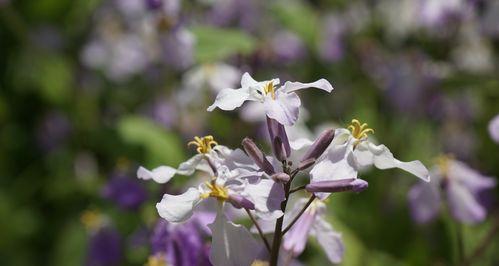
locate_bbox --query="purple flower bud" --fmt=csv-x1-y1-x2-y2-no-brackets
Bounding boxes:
266,117,291,159
298,158,316,171
228,194,255,210
273,137,287,162
301,129,335,162
271,172,290,183
306,178,368,193
145,0,162,10
242,137,275,175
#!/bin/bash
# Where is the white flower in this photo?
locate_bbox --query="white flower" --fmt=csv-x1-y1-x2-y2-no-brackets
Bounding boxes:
156,166,285,223
207,72,334,126
310,119,430,199
137,135,221,184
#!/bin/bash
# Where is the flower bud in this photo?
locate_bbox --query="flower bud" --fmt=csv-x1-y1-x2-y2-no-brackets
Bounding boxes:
271,172,290,183
298,158,316,171
228,194,255,210
305,178,368,193
267,117,291,159
242,137,275,175
273,137,287,162
301,129,335,162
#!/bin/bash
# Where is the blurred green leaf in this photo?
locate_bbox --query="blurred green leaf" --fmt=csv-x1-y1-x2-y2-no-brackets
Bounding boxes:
51,221,86,266
190,26,257,62
117,116,184,166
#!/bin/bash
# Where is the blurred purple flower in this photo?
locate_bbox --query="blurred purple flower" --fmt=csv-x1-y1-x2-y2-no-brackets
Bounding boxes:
408,156,496,224
489,114,499,143
417,0,471,28
160,28,195,70
151,217,212,266
36,111,71,152
148,98,177,128
208,0,260,32
319,15,346,62
271,31,306,64
481,1,499,38
86,227,122,266
102,172,147,210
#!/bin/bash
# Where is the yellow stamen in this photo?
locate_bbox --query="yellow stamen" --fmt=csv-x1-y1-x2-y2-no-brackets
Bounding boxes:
200,181,229,201
187,135,218,154
435,154,454,177
251,260,269,266
263,81,276,99
347,119,374,140
145,254,168,266
80,209,103,231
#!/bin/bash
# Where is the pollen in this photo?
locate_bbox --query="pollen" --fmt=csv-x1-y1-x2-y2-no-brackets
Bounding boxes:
348,119,374,140
188,135,218,154
145,254,168,266
436,154,453,176
263,81,276,99
200,181,229,201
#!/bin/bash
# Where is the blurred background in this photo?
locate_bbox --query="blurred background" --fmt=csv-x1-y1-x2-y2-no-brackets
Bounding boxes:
1,0,498,265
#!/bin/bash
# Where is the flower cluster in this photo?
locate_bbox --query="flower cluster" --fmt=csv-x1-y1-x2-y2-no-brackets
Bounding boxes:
138,73,431,265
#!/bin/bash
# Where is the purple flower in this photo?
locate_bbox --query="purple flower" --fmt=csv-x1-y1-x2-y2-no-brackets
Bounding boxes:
151,218,212,266
271,31,306,63
488,114,499,143
319,15,346,62
86,227,122,266
408,156,496,224
208,0,261,32
102,172,147,210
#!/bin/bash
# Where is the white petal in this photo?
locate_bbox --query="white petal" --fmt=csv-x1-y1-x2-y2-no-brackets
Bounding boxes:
281,78,334,93
446,181,487,224
367,142,430,182
311,217,344,264
176,154,205,175
241,72,260,89
156,188,202,223
209,211,260,266
137,166,176,184
264,91,301,126
245,180,285,220
207,87,254,111
208,63,241,92
289,137,314,150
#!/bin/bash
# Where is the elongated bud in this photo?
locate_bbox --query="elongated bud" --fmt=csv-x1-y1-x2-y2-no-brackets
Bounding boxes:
306,178,368,193
298,158,316,171
271,172,290,182
228,194,255,210
242,138,275,175
266,117,291,159
273,137,287,162
301,129,335,162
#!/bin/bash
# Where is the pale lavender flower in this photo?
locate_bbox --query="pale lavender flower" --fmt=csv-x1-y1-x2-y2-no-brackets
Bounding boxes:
208,72,334,126
102,172,147,210
488,114,499,143
418,0,470,27
148,98,177,128
159,28,195,70
271,31,306,64
207,0,261,32
309,121,429,199
319,15,346,62
409,156,496,224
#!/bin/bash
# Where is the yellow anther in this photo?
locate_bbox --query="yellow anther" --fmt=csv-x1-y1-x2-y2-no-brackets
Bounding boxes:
435,154,454,176
348,119,374,140
200,181,229,201
251,260,269,266
145,254,168,266
80,209,103,231
263,81,276,99
188,135,218,154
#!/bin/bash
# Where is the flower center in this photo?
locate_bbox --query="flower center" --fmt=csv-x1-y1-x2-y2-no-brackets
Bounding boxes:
348,119,374,140
436,154,453,177
80,209,103,231
201,180,229,201
188,135,218,154
263,81,276,100
251,260,269,266
146,254,168,266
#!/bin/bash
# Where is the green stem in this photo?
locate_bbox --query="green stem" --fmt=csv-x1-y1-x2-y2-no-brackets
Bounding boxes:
282,195,316,235
456,222,464,264
269,164,291,266
245,208,271,253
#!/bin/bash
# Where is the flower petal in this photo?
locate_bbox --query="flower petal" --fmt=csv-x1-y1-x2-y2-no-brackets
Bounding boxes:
137,166,176,184
207,87,254,111
367,143,430,182
408,177,441,224
209,211,260,266
281,79,334,93
283,209,316,256
311,217,344,264
289,138,314,150
245,180,285,220
448,160,497,194
446,181,487,224
176,154,205,175
264,92,301,126
156,188,203,223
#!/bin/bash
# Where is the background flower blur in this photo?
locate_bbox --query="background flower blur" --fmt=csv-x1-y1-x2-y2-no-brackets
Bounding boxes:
1,0,498,265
